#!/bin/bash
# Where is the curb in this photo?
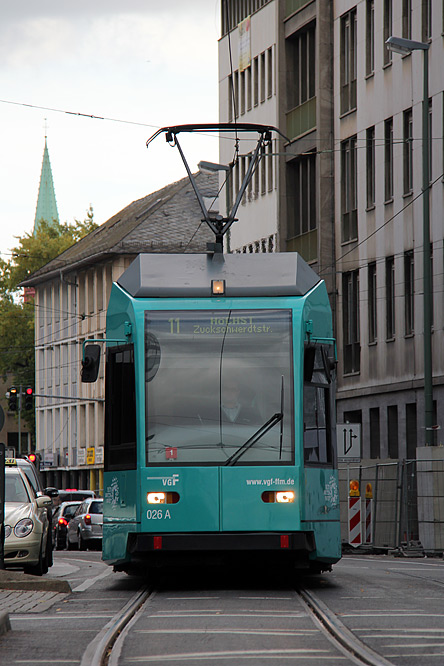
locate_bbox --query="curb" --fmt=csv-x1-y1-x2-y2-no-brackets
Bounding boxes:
0,612,11,637
0,569,71,593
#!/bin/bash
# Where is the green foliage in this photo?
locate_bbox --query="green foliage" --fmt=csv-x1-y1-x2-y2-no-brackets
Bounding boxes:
0,207,98,435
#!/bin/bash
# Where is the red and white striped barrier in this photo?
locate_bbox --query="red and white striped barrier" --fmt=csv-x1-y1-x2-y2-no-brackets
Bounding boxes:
348,497,362,547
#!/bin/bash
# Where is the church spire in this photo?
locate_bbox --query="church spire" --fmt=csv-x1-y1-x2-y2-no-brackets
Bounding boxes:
34,134,59,235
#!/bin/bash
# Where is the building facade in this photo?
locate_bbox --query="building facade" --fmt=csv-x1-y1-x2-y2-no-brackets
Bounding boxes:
219,0,444,460
334,0,444,457
218,0,335,300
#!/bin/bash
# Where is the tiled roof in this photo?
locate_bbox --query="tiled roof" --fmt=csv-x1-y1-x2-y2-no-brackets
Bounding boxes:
21,170,218,286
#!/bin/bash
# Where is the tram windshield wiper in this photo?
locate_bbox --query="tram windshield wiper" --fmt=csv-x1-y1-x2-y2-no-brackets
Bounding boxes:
224,412,283,466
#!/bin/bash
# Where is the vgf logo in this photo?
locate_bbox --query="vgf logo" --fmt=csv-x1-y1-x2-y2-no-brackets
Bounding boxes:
162,473,179,487
147,473,179,486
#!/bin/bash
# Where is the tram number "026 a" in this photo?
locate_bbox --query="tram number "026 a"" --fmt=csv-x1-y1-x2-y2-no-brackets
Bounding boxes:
146,509,171,520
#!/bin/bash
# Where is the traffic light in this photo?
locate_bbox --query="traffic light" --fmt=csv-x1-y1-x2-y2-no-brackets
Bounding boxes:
24,387,34,410
27,452,40,470
8,387,18,411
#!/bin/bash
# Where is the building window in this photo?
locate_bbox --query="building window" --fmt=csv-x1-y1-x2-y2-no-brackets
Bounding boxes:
341,136,358,242
231,71,239,120
402,0,412,39
368,262,377,343
240,69,245,115
246,66,252,111
366,126,375,208
287,24,315,110
267,47,273,98
267,141,273,192
422,0,432,41
366,0,374,76
260,51,266,103
404,250,414,335
387,405,398,459
403,109,413,194
340,8,357,114
384,117,394,202
370,407,380,458
386,256,395,339
406,403,417,459
253,56,259,106
383,0,392,66
287,152,316,240
343,270,360,374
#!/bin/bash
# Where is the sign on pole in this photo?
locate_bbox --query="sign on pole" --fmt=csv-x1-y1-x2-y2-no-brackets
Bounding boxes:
337,423,361,463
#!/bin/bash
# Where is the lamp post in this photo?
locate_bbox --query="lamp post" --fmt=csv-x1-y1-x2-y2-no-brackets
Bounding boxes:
386,36,433,445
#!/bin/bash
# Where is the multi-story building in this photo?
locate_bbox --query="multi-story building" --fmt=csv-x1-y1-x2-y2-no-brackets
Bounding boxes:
334,0,444,458
21,170,218,493
219,0,444,458
218,0,335,301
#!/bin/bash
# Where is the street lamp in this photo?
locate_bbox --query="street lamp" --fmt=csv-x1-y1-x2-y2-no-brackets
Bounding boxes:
386,36,434,445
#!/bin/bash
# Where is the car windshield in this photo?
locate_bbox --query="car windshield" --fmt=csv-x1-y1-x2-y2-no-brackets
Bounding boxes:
5,474,30,503
89,501,103,514
145,309,294,466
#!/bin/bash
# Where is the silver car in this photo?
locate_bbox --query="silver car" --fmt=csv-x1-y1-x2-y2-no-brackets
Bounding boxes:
66,498,103,550
4,467,52,575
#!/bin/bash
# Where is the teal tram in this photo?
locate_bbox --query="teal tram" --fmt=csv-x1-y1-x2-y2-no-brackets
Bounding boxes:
84,251,341,574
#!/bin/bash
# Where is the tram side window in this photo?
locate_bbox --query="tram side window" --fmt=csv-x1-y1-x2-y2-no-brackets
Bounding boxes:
105,344,137,471
303,345,334,465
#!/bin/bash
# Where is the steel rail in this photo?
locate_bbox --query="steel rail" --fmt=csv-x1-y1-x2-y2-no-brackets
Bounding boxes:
298,587,395,666
80,585,152,666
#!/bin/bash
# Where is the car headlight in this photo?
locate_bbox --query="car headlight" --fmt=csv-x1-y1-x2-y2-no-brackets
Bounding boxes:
14,518,34,538
4,525,11,538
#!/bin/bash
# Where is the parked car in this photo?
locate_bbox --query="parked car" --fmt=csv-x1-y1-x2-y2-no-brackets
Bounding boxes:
54,489,96,507
5,457,58,566
51,501,81,550
66,498,103,550
3,466,53,575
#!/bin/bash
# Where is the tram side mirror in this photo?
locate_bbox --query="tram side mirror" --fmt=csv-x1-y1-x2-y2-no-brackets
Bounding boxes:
81,344,101,383
304,346,316,383
321,347,337,383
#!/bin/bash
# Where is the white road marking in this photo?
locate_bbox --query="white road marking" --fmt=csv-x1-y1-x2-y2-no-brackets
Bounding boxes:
135,629,319,636
72,566,113,592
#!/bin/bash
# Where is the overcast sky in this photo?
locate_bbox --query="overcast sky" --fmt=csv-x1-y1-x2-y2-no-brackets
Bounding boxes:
0,1,221,257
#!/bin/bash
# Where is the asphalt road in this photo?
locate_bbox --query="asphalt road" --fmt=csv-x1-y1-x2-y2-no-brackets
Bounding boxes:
0,551,443,665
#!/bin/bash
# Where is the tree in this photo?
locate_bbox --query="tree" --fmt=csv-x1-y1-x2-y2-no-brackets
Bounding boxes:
0,207,98,436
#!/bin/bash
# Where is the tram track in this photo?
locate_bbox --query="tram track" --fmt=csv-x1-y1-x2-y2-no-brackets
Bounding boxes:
297,587,395,666
80,580,396,666
80,585,153,666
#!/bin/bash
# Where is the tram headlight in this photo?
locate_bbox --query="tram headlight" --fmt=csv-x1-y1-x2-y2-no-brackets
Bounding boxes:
147,492,166,504
147,492,180,504
276,491,295,503
261,490,295,503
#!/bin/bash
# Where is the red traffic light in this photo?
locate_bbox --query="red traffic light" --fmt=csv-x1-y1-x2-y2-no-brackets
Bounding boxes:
26,387,33,396
28,453,37,464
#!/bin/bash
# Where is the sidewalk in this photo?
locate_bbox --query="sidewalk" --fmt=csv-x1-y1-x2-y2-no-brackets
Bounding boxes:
0,568,72,636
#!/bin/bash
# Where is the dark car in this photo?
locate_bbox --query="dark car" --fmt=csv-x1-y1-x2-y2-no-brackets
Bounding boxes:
66,498,103,550
53,489,96,507
52,501,81,550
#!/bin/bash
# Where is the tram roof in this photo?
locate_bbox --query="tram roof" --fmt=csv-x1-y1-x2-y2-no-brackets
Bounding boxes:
117,252,321,298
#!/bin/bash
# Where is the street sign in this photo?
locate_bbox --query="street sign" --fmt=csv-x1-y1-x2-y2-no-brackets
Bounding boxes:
337,423,361,462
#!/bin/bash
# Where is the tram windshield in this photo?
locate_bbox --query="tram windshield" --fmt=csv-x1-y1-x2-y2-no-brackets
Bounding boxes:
145,309,294,466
